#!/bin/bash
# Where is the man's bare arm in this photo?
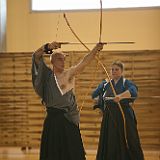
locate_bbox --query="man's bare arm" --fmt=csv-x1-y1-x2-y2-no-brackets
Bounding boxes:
69,43,104,77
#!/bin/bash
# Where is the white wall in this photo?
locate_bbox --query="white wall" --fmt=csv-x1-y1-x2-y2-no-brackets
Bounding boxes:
7,0,160,52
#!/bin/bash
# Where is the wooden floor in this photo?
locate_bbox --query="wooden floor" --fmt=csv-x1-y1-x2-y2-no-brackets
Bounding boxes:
0,147,159,160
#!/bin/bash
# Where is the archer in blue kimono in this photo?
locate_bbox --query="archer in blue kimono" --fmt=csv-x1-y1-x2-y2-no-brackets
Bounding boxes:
92,61,144,160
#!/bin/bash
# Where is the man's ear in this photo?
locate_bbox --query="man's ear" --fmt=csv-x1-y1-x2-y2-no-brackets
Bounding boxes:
50,57,54,65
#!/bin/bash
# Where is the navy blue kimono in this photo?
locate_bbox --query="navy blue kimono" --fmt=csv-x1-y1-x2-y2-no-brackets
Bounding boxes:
92,76,144,160
92,79,107,112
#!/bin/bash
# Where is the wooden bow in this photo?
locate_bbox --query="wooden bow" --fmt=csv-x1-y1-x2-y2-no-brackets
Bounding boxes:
63,0,129,149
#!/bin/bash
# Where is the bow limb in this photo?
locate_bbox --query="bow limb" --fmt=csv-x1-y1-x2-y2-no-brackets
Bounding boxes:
63,13,99,111
97,56,128,149
98,0,129,149
63,13,90,52
63,11,128,148
99,0,103,43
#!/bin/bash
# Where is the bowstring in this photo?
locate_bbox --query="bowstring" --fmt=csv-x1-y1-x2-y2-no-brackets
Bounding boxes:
99,0,103,43
55,11,61,41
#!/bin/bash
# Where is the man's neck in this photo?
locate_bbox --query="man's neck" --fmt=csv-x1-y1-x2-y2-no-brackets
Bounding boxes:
53,67,63,75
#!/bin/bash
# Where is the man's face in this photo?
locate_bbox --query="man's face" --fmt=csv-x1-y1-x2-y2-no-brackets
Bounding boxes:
51,53,65,72
111,64,123,80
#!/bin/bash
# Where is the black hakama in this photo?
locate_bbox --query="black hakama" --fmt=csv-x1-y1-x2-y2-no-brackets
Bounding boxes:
40,108,86,160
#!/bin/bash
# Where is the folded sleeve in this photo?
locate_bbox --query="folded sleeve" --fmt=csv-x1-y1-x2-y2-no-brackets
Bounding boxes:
31,53,50,98
125,80,138,101
92,80,107,99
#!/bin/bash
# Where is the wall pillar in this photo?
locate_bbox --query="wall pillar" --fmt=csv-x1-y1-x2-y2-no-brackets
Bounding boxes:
0,0,7,52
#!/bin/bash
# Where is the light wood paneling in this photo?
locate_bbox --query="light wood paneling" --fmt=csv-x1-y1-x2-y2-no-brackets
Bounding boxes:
0,51,160,152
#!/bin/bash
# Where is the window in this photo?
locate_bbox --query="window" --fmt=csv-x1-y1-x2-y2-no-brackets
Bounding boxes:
31,0,160,11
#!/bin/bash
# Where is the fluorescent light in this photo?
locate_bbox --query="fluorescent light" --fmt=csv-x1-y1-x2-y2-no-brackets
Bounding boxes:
31,0,160,11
